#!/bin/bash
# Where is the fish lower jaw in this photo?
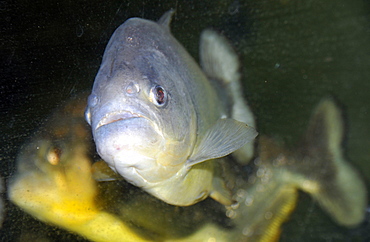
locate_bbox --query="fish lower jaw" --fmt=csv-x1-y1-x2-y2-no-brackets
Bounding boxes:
109,156,161,186
114,160,183,188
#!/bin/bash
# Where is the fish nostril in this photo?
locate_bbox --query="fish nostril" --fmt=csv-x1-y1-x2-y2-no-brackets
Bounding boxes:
125,82,140,95
87,94,98,107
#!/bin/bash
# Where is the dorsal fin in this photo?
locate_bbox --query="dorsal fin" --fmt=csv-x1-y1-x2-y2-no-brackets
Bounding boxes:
158,10,175,30
200,29,240,85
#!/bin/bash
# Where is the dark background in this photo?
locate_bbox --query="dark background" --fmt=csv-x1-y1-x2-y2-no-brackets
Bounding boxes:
0,0,369,241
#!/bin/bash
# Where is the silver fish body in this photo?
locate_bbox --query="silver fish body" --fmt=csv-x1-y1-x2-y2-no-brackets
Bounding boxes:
85,11,257,206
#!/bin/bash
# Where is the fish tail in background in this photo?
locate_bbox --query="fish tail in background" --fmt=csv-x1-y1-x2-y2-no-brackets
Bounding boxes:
229,98,367,241
200,30,256,164
288,98,368,227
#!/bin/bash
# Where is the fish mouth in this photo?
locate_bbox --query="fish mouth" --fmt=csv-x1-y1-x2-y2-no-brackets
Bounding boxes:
96,111,145,130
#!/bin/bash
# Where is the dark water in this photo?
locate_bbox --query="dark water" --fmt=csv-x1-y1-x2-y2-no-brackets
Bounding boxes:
0,0,369,241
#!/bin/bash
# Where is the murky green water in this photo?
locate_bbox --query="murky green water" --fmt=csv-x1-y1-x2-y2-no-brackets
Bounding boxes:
1,0,369,241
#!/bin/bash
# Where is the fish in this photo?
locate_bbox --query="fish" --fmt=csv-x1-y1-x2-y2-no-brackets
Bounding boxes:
228,98,368,240
84,10,258,206
7,93,154,242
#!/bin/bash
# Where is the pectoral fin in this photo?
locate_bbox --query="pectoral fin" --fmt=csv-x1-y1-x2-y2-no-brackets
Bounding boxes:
187,118,257,167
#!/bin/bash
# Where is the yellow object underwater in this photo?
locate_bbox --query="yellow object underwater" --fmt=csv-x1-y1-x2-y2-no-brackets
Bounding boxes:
8,94,150,242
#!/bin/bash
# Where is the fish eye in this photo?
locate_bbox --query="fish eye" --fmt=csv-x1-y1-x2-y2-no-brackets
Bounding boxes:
46,145,63,165
150,85,167,106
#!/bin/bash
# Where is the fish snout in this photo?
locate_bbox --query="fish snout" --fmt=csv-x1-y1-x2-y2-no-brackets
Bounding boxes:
84,107,92,126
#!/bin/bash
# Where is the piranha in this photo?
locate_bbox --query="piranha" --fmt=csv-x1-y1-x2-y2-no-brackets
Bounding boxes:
84,10,258,206
7,93,155,242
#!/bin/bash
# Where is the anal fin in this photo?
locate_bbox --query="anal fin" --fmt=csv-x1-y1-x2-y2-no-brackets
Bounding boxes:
210,179,233,206
209,160,234,206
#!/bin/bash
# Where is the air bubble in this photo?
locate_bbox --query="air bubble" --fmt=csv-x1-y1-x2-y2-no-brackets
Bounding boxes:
245,196,254,206
265,211,273,220
236,189,246,198
242,227,253,236
226,209,236,219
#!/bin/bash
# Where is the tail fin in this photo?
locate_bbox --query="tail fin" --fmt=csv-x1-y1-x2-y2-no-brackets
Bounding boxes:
226,99,367,241
289,98,367,226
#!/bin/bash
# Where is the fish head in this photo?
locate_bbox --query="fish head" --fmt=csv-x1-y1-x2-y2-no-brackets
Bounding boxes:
85,16,197,187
